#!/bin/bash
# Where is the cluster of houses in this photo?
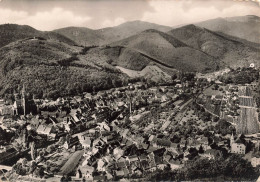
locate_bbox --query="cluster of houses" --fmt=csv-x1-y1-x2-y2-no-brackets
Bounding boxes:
0,76,259,181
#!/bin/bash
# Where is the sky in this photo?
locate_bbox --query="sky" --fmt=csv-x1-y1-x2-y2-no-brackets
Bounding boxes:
0,0,260,31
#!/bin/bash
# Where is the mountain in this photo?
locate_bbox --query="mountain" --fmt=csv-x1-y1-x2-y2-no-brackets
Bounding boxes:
0,24,76,48
109,29,218,73
54,20,172,46
97,20,172,44
54,27,105,46
76,45,178,83
168,24,260,68
0,38,128,98
196,15,260,44
1,18,259,98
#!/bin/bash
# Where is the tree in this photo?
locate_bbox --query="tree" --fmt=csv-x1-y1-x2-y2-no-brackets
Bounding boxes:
215,119,234,135
171,74,177,80
198,145,204,153
223,154,257,180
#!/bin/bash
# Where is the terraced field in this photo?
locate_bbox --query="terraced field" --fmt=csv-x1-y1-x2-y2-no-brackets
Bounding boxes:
237,107,259,134
239,97,254,107
238,86,252,97
237,86,260,134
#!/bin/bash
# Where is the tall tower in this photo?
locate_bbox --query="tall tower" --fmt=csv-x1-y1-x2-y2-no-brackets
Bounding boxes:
230,133,235,145
22,84,26,115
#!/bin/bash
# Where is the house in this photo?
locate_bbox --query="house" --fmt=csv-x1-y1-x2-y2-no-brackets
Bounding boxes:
63,136,80,149
0,99,4,106
97,91,106,98
116,161,127,171
70,109,81,123
168,159,181,170
139,156,150,170
79,135,92,149
36,124,55,136
113,148,124,160
154,138,171,148
92,138,102,147
251,157,260,167
97,122,111,132
103,156,113,164
0,105,14,115
141,143,149,150
198,137,210,150
157,163,168,170
84,93,92,99
93,108,110,122
114,170,124,178
133,168,143,176
179,138,186,148
164,153,172,162
123,168,130,176
127,155,139,165
120,129,129,138
251,152,260,167
148,135,156,142
97,159,106,171
230,134,246,155
78,165,94,181
128,156,141,171
161,95,169,103
106,172,113,180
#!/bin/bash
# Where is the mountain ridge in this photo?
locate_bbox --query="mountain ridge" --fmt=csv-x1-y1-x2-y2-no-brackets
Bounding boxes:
54,20,172,46
0,15,259,98
0,24,76,48
168,24,260,68
196,15,260,44
109,28,219,72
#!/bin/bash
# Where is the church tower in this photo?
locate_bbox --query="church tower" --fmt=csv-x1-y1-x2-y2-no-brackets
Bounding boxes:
22,84,26,115
230,133,235,145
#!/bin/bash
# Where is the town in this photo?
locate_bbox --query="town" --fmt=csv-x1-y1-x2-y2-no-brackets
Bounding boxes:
0,66,259,181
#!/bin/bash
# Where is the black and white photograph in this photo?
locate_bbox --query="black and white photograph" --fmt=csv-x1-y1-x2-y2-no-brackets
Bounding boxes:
0,0,260,181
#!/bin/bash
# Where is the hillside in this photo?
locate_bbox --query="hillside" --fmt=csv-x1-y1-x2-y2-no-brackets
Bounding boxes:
1,19,259,98
0,39,128,98
54,21,172,46
0,24,76,48
78,46,152,71
54,27,105,46
116,65,172,83
168,24,260,68
110,29,218,73
196,15,260,44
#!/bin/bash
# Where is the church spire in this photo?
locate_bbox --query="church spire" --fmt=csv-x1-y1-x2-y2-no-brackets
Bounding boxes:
230,132,235,145
22,83,26,115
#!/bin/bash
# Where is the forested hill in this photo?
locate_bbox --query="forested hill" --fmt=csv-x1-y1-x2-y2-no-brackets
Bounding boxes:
0,38,130,99
0,24,76,48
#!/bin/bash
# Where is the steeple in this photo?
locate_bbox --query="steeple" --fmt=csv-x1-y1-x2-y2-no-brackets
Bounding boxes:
22,84,26,115
22,84,25,96
230,132,235,145
256,140,260,151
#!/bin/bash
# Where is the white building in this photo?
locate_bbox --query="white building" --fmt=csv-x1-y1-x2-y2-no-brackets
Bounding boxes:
230,134,246,155
251,157,260,167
